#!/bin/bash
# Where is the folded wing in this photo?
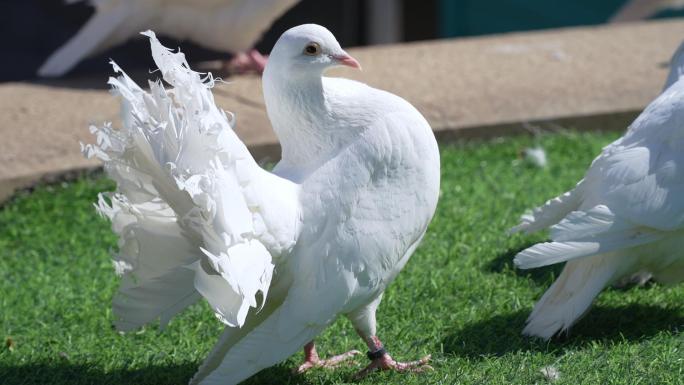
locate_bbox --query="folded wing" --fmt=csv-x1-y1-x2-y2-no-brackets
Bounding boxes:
512,76,684,268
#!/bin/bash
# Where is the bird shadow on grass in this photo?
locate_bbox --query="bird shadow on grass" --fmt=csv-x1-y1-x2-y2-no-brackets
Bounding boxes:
442,304,683,360
486,241,564,285
0,362,197,385
0,361,316,385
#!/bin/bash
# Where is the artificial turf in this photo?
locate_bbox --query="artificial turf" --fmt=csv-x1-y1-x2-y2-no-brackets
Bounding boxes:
1,131,683,385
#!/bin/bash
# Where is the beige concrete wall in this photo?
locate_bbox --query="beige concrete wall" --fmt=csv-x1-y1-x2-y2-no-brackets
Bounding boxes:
1,19,683,203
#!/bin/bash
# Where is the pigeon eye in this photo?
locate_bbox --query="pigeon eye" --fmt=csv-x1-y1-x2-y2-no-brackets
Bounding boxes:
303,43,321,56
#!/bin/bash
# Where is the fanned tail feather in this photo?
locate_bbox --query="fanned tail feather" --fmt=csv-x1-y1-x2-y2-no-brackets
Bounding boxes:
85,31,275,329
94,194,202,330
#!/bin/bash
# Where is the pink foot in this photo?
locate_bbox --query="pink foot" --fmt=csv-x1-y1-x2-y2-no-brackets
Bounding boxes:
353,353,432,380
294,341,361,374
225,49,268,74
352,334,432,380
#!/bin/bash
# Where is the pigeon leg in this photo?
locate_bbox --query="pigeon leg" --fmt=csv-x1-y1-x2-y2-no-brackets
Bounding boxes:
352,336,432,380
347,296,432,380
224,49,268,74
247,49,268,72
294,341,361,374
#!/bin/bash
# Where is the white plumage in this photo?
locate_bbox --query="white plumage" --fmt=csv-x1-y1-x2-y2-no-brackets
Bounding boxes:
87,24,439,384
39,0,298,77
664,40,684,90
510,43,684,339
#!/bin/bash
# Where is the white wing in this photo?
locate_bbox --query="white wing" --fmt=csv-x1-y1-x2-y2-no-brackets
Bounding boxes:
509,186,582,234
39,0,299,77
514,78,684,267
583,79,684,231
85,31,299,330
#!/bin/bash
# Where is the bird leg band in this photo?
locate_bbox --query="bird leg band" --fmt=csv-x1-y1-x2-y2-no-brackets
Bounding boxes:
366,347,387,361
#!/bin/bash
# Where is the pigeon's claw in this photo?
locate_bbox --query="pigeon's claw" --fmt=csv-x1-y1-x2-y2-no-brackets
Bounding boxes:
352,354,433,380
294,341,361,374
224,49,268,74
294,351,361,374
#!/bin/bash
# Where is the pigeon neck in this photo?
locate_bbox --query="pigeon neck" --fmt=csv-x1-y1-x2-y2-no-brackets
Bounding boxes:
263,72,337,177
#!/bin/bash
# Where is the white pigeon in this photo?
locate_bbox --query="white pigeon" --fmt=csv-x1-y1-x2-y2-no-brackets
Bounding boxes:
85,24,440,384
509,44,684,339
38,0,299,77
609,0,684,23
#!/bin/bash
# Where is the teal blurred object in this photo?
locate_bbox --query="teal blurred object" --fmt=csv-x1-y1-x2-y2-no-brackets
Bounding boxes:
438,0,684,38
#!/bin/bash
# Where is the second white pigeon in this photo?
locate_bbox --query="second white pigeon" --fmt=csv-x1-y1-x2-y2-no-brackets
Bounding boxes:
510,43,684,339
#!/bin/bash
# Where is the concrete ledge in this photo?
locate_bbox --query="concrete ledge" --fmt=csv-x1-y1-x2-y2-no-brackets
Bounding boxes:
2,19,684,203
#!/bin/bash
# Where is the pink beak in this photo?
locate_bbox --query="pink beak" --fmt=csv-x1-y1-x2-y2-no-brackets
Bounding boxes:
333,53,362,70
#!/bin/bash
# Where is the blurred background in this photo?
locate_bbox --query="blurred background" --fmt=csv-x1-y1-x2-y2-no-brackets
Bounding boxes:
2,0,684,81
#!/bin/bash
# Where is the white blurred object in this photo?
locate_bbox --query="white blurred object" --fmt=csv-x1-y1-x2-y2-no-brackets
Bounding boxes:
540,366,561,382
609,0,684,23
38,0,298,77
510,42,684,340
524,146,548,168
89,25,440,384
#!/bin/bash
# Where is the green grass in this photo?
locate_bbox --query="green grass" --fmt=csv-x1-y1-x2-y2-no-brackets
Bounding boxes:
2,131,683,385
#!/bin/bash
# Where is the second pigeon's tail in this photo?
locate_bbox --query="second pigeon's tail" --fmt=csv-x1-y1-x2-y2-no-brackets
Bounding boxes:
522,257,618,339
515,205,663,338
86,31,276,330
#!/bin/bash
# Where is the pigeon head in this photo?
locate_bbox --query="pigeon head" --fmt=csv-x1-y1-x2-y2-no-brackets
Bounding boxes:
266,24,361,76
262,24,364,177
